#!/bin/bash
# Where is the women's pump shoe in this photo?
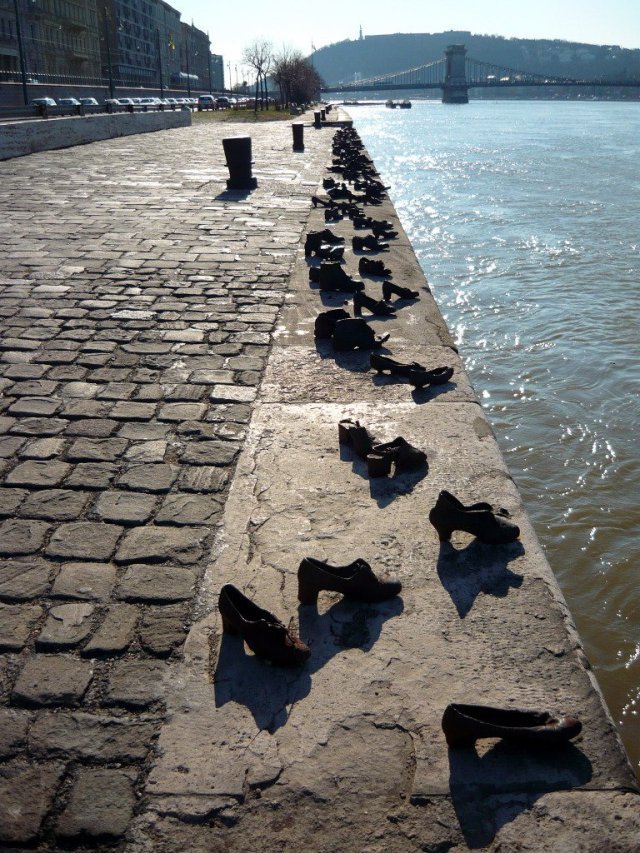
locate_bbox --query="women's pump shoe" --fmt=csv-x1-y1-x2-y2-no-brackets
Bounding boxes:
314,308,350,339
353,235,389,252
359,257,392,277
382,281,419,301
353,291,396,317
298,557,402,604
218,583,310,666
370,353,425,378
338,418,375,458
428,489,520,544
333,318,390,352
319,263,364,293
442,703,582,749
409,365,454,389
369,436,427,474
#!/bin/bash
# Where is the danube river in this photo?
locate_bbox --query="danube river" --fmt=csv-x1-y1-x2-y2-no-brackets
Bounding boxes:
353,99,640,774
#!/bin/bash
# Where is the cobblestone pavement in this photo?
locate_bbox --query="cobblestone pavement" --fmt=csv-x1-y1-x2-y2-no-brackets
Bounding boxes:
0,118,327,847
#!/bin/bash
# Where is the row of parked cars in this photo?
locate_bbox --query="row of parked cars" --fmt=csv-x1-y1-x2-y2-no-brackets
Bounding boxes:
30,95,250,110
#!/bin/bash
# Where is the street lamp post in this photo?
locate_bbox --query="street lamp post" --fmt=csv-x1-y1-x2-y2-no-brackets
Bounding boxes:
156,28,164,98
12,0,28,105
185,36,191,97
103,10,115,99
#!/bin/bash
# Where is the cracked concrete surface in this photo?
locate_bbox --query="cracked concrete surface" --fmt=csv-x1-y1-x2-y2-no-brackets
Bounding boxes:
130,118,639,850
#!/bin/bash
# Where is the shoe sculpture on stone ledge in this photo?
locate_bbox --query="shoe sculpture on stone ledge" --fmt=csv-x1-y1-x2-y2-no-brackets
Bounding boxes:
442,703,582,748
429,489,520,544
298,557,402,604
218,583,310,666
366,436,427,478
370,353,453,389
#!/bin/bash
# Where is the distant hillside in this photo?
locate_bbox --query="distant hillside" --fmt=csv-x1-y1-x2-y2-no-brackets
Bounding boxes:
312,31,640,86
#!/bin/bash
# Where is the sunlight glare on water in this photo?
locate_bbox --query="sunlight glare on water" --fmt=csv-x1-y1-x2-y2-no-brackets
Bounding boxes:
354,100,640,774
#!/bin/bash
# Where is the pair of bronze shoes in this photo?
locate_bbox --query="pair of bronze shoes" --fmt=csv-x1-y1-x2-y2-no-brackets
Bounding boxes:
219,558,401,666
338,418,427,478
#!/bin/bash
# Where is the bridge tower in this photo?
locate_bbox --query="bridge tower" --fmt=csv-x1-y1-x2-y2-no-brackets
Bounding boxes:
442,44,468,104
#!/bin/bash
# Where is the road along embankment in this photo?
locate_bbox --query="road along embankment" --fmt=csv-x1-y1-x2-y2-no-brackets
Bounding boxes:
0,109,191,161
132,113,639,850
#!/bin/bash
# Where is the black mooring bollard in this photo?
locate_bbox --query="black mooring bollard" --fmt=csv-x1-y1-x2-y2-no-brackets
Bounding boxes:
292,122,304,152
320,108,326,121
222,135,258,190
313,111,321,129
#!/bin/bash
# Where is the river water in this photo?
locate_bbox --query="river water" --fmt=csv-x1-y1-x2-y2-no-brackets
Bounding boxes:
353,100,640,774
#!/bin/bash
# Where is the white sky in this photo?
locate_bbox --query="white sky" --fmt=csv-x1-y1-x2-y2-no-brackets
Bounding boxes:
175,0,640,78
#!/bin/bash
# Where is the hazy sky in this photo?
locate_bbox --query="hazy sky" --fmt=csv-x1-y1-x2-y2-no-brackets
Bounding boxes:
176,0,640,77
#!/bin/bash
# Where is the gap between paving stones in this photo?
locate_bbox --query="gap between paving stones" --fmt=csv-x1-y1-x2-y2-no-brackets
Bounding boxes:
0,113,331,848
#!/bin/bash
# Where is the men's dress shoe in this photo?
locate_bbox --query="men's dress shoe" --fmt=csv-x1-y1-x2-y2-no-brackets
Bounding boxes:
338,417,375,458
319,263,364,293
332,318,390,352
298,557,402,604
353,235,389,252
218,583,310,666
314,308,350,339
368,436,427,476
359,257,392,277
353,291,396,317
382,281,419,301
442,703,582,749
428,489,520,544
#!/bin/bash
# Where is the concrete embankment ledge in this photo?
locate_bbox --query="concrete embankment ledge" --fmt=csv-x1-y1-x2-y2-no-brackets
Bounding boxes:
0,109,636,850
134,112,639,849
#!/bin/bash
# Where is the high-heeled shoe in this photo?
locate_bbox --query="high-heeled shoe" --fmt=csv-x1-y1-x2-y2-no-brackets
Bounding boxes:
382,281,419,301
368,436,426,476
218,583,310,666
370,353,426,378
312,244,344,261
305,230,345,254
353,235,389,252
332,319,390,352
319,263,364,293
353,291,396,317
428,489,520,544
314,308,350,339
408,366,454,389
359,257,392,277
298,557,401,604
442,703,582,749
338,418,375,458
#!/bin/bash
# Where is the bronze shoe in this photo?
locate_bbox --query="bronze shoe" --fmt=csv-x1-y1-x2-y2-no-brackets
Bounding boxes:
429,489,519,544
442,703,582,749
218,583,310,666
298,557,401,604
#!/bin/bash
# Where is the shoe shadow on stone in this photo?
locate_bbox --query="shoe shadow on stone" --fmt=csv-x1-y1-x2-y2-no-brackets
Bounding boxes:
298,595,404,674
338,444,428,507
410,379,456,404
314,340,380,375
213,631,312,733
214,189,254,201
447,740,592,848
436,539,524,619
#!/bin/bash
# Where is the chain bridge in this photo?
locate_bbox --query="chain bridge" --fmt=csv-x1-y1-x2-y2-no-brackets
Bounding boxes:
321,44,640,103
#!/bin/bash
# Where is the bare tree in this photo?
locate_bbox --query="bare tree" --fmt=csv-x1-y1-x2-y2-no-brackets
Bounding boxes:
242,39,272,112
273,47,324,106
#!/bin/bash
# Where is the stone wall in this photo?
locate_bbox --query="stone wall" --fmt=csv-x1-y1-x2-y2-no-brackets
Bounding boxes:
0,110,192,161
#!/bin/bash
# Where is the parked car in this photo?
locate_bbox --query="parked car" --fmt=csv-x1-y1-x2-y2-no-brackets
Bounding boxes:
216,96,232,108
104,98,121,106
198,95,216,108
138,97,160,106
117,98,135,105
78,97,99,106
57,97,81,106
31,97,56,107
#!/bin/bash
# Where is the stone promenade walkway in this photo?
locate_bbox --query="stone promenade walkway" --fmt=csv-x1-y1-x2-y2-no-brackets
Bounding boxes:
0,117,327,847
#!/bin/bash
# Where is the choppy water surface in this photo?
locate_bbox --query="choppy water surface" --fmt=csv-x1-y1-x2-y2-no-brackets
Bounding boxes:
354,101,640,773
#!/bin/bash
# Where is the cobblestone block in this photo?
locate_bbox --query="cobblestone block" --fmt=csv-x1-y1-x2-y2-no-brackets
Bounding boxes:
156,492,222,526
5,460,71,488
61,399,112,419
66,437,128,462
8,397,62,416
209,384,257,403
158,402,208,422
117,564,198,601
19,437,66,459
0,487,27,516
12,655,93,706
0,762,63,843
139,603,189,657
59,381,99,399
51,562,117,601
9,417,67,436
8,380,58,397
29,712,156,761
82,604,138,656
0,416,16,433
0,603,42,650
2,364,48,379
117,463,178,493
36,602,95,650
64,418,119,437
124,440,167,463
65,462,118,489
0,558,52,600
190,369,235,385
0,709,31,758
115,527,205,566
0,435,26,457
111,401,157,421
164,328,205,343
104,660,167,708
0,518,50,556
46,522,123,560
56,767,136,840
178,465,229,493
19,489,91,521
96,382,136,400
118,422,170,440
180,440,239,466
